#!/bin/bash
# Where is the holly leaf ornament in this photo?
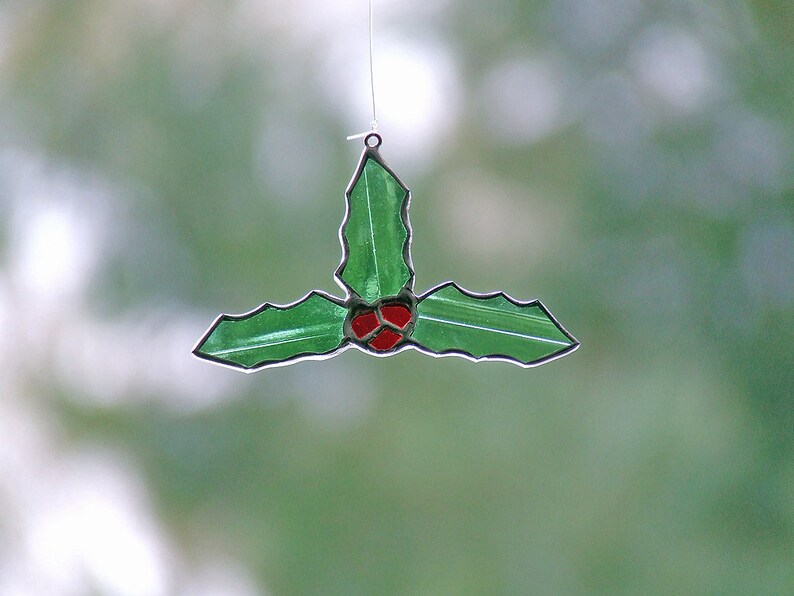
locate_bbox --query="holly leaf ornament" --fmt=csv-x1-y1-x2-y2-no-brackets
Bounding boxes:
194,134,578,372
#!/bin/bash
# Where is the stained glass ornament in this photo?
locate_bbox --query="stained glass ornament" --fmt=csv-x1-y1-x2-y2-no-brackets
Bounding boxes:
194,134,579,371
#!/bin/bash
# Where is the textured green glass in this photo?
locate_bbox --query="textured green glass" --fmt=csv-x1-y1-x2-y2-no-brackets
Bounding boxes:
337,155,410,303
195,138,578,371
194,293,347,370
412,284,577,365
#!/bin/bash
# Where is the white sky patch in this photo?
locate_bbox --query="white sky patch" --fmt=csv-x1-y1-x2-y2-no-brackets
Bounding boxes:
0,275,9,363
228,0,461,163
323,35,461,165
25,452,173,596
0,153,236,412
0,418,176,596
0,388,55,506
629,25,720,114
180,559,264,596
54,309,239,412
482,56,569,146
0,392,260,595
368,38,460,153
12,202,97,304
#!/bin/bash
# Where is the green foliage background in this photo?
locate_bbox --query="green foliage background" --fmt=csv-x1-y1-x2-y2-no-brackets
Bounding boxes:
1,0,792,593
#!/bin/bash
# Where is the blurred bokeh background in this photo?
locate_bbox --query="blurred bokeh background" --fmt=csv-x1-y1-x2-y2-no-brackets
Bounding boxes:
1,0,792,593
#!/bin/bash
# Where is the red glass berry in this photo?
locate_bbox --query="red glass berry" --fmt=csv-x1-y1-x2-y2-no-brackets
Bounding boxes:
369,329,402,351
380,304,412,329
351,311,380,339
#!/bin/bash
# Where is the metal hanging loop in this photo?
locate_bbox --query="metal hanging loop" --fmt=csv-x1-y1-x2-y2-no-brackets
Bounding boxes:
364,132,383,148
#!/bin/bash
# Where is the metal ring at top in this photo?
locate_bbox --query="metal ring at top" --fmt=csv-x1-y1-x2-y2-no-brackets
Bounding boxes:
364,133,383,149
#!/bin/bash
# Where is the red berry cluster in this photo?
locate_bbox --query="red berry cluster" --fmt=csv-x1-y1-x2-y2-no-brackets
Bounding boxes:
350,303,413,352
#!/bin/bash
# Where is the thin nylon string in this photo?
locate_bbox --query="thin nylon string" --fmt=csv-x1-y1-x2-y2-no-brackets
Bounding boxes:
348,0,379,140
368,0,377,131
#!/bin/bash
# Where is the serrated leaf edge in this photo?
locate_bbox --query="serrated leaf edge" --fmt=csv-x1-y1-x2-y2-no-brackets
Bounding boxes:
408,281,580,367
193,290,350,373
334,146,415,303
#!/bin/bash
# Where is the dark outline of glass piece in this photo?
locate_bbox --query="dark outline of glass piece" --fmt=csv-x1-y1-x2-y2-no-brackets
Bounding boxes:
342,287,417,354
334,135,415,301
193,133,579,372
192,290,351,373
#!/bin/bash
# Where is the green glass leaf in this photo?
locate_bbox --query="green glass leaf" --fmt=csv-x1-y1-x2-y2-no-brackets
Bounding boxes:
194,292,348,370
336,151,412,303
411,283,578,366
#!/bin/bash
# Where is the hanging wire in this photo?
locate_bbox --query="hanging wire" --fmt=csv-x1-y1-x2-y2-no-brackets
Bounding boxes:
348,0,379,141
368,0,378,131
